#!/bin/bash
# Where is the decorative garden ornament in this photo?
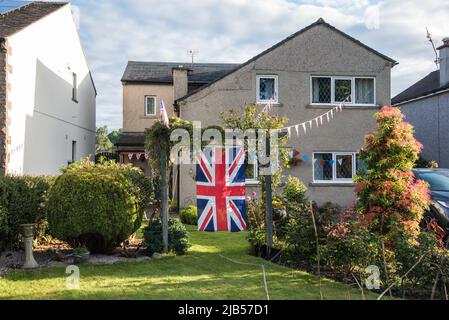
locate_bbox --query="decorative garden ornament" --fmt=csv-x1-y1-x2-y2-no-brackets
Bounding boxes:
20,224,39,269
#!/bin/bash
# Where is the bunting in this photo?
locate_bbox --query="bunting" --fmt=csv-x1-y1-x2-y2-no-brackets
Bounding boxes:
278,102,346,139
126,152,150,160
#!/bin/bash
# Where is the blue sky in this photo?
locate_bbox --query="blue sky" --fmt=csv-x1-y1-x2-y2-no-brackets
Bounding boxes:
67,0,449,130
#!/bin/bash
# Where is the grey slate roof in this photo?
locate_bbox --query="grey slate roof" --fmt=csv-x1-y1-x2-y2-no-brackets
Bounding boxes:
0,1,67,38
121,61,240,84
115,132,146,147
392,70,449,105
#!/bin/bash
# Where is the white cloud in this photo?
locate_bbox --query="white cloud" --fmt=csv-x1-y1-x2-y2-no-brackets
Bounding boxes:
73,0,449,130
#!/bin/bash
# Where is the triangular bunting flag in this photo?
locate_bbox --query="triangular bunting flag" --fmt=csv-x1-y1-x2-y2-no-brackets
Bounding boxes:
128,153,133,160
295,125,300,136
302,123,307,134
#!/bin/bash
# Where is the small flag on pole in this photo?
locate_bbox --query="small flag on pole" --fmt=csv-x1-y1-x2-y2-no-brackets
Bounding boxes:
159,99,170,128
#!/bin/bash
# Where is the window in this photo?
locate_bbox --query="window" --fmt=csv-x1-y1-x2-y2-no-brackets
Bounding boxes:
256,75,278,103
72,73,78,102
145,96,156,116
313,152,356,183
311,76,375,105
71,141,77,163
245,151,259,184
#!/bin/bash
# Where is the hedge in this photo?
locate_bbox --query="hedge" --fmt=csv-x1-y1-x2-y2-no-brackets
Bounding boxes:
47,160,154,253
0,176,54,251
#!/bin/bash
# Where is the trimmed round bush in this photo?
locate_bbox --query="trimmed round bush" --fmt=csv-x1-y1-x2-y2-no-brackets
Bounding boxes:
47,161,153,253
143,218,190,255
180,205,198,225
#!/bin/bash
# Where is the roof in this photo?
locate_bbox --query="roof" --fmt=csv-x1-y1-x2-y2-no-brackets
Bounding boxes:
392,70,449,105
115,132,146,147
177,17,397,103
0,1,68,38
121,61,240,84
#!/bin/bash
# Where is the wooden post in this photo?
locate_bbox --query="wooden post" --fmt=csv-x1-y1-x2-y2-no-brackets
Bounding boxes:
161,142,169,253
265,136,273,259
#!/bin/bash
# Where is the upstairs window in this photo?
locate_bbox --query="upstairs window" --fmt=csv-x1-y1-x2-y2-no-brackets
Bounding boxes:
256,75,278,103
145,96,156,116
311,76,375,105
72,73,78,103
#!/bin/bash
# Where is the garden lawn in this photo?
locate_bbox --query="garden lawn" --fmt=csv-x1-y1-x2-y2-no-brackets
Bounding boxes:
0,225,379,300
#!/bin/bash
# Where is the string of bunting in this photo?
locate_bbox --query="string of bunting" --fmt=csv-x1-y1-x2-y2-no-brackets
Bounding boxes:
279,96,350,163
126,152,150,160
278,102,344,139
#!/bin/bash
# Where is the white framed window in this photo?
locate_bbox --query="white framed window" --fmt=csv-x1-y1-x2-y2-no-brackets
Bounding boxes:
256,75,278,104
72,73,78,103
311,76,375,106
145,96,156,116
313,152,357,183
245,151,259,185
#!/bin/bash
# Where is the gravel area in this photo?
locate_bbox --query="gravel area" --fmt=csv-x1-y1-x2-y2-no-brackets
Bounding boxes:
0,239,151,276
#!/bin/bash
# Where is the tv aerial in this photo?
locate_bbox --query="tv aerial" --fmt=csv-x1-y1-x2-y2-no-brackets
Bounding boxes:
426,27,440,69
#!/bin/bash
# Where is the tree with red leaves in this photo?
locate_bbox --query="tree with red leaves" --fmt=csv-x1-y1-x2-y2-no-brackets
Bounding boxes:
355,107,430,246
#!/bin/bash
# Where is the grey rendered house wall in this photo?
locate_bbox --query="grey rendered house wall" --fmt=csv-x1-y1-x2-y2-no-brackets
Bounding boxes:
400,92,449,168
178,24,393,208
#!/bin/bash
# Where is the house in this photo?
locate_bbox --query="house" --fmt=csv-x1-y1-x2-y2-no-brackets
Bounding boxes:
0,1,96,176
117,62,239,176
392,38,449,168
118,18,396,208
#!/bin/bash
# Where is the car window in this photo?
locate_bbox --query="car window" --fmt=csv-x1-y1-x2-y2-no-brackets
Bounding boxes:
417,172,449,192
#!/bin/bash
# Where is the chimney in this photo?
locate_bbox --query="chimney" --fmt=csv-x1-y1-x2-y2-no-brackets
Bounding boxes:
172,66,190,101
438,37,449,87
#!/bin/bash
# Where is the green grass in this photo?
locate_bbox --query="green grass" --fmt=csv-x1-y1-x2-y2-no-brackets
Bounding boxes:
0,225,379,300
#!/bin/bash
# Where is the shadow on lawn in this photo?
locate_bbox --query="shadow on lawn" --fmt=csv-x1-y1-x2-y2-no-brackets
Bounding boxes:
0,228,373,300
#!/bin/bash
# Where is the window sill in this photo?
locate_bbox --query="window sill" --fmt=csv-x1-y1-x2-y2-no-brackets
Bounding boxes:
256,102,282,107
306,104,379,109
140,115,157,119
246,180,261,186
309,182,355,187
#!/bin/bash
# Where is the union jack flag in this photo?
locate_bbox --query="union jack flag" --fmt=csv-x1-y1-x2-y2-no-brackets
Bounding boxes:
196,146,247,232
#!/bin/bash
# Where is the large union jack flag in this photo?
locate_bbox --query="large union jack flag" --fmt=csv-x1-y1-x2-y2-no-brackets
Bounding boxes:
196,145,247,232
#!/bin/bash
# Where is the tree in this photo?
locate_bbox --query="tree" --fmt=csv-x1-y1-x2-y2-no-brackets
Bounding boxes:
96,126,113,152
355,107,430,245
108,129,123,146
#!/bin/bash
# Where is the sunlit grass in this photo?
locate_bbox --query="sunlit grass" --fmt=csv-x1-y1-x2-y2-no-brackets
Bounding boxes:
0,224,380,300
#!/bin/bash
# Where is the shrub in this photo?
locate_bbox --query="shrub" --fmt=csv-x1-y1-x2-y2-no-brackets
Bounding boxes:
282,176,308,207
0,176,53,251
180,205,197,225
47,160,153,253
395,232,449,293
322,220,385,276
355,107,430,245
282,205,328,265
143,218,190,255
